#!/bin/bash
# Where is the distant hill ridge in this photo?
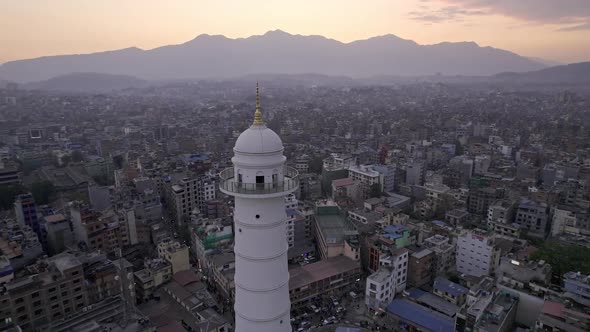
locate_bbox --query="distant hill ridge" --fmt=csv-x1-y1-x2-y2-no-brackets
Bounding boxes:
0,30,546,82
494,62,590,84
22,72,148,92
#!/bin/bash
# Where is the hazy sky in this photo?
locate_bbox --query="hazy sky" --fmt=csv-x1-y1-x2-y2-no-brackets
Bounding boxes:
1,0,589,64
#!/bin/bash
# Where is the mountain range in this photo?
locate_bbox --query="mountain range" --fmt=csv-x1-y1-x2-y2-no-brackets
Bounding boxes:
0,30,547,83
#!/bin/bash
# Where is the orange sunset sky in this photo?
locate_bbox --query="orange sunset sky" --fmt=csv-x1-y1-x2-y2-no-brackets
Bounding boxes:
1,0,589,64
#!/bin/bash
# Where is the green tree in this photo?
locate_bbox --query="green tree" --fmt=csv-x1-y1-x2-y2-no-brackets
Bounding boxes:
370,183,382,198
71,150,84,162
31,181,55,205
112,155,124,169
531,240,590,283
0,184,26,210
308,156,324,174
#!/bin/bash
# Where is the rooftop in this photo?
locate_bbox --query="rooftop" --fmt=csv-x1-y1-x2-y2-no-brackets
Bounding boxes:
564,271,590,284
387,299,455,332
289,256,360,290
368,268,392,284
407,288,460,317
44,213,67,223
315,213,357,245
433,277,469,297
332,178,355,187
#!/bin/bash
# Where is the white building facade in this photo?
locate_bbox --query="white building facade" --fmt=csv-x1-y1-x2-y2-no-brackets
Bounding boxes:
219,85,298,332
456,230,500,277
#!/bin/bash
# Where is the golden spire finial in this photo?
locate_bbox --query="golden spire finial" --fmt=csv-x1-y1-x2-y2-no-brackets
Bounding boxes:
253,82,264,125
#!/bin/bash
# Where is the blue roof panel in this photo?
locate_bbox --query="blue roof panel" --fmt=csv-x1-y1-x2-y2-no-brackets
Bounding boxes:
387,299,455,332
433,277,469,297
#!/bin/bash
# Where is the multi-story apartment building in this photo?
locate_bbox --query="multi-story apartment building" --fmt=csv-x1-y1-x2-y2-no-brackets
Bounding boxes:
294,155,310,173
366,268,395,312
313,200,360,261
468,187,504,215
134,258,172,303
0,253,89,331
487,199,516,225
563,271,590,307
515,199,548,237
157,238,190,275
285,193,298,248
70,203,129,254
378,248,409,293
348,165,382,198
456,229,501,277
43,213,74,256
14,193,39,236
372,164,396,192
424,235,455,274
405,160,425,186
407,248,434,288
164,175,216,224
0,160,21,186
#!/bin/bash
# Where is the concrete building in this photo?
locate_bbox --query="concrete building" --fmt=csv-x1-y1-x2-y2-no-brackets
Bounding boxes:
43,213,74,256
14,193,40,236
285,193,298,248
366,247,409,311
405,160,425,186
456,229,501,278
157,238,190,275
497,257,551,289
536,300,590,332
134,258,172,303
294,155,309,173
385,299,455,332
433,277,468,306
372,164,396,192
445,209,469,226
313,200,360,261
487,200,516,225
455,286,519,332
515,199,548,237
288,256,362,308
365,268,395,311
0,256,14,284
0,219,44,271
0,160,21,186
297,173,321,201
70,204,129,254
348,164,382,198
563,271,590,307
331,177,359,201
217,86,297,332
468,187,504,215
424,235,456,274
407,248,434,288
0,253,89,331
165,175,216,224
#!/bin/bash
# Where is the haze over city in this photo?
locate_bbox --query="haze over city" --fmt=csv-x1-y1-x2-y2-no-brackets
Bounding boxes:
1,2,590,332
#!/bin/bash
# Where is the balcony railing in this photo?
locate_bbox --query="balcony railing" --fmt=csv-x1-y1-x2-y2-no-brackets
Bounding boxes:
219,166,299,195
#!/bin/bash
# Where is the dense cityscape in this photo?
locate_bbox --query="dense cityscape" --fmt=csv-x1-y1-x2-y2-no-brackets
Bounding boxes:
0,77,588,332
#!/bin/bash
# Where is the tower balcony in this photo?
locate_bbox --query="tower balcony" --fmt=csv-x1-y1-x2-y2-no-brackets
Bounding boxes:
219,167,299,198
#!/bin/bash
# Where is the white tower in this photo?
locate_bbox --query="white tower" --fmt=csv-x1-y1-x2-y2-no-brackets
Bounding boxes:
219,83,297,332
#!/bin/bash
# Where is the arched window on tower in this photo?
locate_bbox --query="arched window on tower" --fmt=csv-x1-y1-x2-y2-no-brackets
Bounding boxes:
256,171,265,190
237,169,243,190
272,169,279,188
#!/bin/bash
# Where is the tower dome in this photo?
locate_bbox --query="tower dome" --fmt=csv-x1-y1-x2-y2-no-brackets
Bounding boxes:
234,83,283,154
234,126,283,154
